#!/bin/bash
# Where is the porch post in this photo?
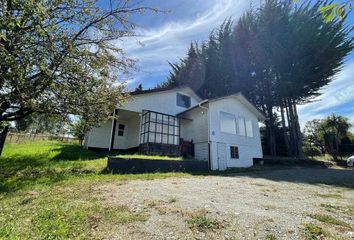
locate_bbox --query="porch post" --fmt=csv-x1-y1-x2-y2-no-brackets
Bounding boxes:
109,109,117,151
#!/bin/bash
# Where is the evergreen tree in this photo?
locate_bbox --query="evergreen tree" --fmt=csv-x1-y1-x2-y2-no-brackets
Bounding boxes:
134,84,144,93
158,0,353,157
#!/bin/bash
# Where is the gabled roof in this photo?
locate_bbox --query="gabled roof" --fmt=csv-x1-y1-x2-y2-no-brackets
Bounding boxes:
130,86,202,102
130,86,177,96
177,92,266,121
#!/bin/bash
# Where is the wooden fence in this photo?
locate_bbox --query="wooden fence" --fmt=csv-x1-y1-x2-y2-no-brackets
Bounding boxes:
6,133,79,144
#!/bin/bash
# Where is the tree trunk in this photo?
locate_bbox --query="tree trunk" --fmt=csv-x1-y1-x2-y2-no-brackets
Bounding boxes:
285,101,294,156
280,102,290,156
0,125,9,156
266,103,277,156
291,99,304,158
286,98,296,157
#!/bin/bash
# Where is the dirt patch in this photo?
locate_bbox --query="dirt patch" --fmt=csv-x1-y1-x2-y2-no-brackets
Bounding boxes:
96,168,354,239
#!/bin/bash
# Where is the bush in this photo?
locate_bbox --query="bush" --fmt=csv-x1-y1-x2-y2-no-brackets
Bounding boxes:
303,145,322,158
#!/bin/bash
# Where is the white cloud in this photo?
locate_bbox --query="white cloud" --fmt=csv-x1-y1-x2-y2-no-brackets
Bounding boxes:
298,60,354,128
118,1,354,130
117,0,251,88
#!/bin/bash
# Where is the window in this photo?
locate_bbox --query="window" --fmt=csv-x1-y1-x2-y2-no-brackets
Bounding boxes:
140,110,180,145
238,117,246,136
118,124,125,136
245,119,253,137
230,146,239,159
219,111,254,137
220,112,236,134
176,93,191,108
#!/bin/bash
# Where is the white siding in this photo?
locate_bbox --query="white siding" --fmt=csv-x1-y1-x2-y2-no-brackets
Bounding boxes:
86,121,112,149
209,97,263,169
112,116,140,150
194,142,209,161
122,88,201,116
180,107,208,142
180,107,209,161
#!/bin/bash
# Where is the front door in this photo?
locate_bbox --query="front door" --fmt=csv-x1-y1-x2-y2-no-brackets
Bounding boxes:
217,142,227,170
114,122,128,149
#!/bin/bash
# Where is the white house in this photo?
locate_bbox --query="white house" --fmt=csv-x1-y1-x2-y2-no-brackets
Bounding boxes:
84,86,266,170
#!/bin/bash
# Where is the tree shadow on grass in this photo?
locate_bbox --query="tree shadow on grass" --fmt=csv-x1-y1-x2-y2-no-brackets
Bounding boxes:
51,145,109,161
0,144,111,193
0,153,67,193
0,153,49,177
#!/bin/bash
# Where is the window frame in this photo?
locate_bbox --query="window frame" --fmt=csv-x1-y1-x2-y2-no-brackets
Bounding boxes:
220,111,237,134
245,119,254,138
118,124,125,136
176,93,191,108
230,146,239,159
140,110,180,145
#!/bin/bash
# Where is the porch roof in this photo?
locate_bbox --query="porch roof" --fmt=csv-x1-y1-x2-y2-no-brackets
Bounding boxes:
177,93,266,121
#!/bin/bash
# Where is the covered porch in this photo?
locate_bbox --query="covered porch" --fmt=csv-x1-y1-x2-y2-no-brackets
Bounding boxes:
110,109,193,157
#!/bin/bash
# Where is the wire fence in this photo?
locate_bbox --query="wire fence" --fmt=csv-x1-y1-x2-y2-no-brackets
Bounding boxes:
6,132,79,144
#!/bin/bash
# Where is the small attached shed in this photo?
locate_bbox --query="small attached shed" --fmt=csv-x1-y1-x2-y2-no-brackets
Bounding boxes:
178,93,266,170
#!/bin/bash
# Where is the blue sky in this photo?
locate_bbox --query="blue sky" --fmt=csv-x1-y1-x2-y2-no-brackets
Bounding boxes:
120,0,354,128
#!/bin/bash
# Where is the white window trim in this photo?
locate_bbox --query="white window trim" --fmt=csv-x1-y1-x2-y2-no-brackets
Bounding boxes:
219,111,237,134
117,123,126,137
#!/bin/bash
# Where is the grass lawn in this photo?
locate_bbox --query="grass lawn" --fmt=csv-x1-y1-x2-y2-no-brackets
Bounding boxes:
0,141,190,239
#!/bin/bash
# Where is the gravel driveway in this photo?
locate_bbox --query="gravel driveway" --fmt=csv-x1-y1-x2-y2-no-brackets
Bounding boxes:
96,167,354,240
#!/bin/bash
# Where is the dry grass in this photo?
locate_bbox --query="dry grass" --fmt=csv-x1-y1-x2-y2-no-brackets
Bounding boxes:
308,213,350,228
315,193,343,199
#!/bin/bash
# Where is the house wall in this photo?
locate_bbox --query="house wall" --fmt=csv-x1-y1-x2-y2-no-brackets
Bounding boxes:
194,142,209,161
85,114,140,150
112,116,140,150
180,107,209,161
85,121,112,149
122,88,201,116
208,98,263,169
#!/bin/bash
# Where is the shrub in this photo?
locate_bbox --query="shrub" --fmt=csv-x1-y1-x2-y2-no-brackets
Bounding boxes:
303,145,322,158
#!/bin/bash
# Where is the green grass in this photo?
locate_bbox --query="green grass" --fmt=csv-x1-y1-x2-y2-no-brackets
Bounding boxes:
186,209,222,232
315,193,343,199
303,223,331,240
0,180,146,239
0,141,270,238
320,203,341,212
308,213,350,228
0,141,192,238
265,234,277,240
0,141,190,193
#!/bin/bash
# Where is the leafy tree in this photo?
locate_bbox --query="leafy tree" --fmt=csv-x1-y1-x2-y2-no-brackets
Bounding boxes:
303,142,322,159
14,113,70,135
0,0,156,154
13,115,35,132
304,114,352,161
294,0,353,21
71,118,88,146
319,114,352,160
304,119,325,152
